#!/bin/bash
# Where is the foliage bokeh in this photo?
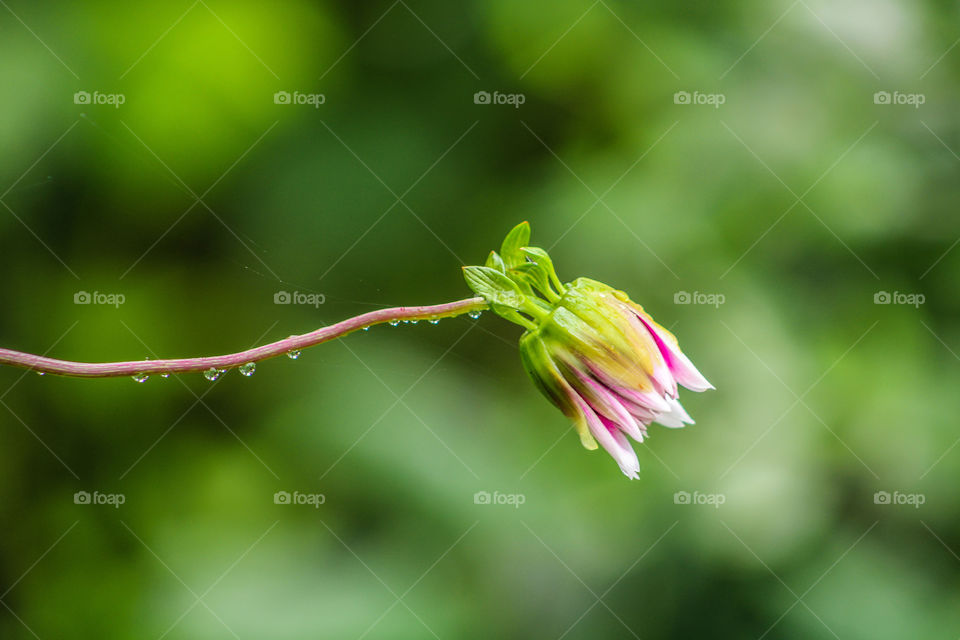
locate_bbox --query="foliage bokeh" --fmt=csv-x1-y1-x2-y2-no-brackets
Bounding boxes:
1,1,958,638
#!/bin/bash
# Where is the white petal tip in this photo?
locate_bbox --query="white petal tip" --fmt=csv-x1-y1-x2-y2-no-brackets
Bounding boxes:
682,380,714,393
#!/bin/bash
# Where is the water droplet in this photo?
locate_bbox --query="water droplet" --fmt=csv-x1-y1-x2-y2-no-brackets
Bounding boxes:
132,373,149,383
362,326,370,331
468,310,482,319
203,368,221,381
287,349,301,360
409,319,419,325
161,373,170,379
429,318,440,325
239,362,256,377
36,371,45,376
388,320,400,326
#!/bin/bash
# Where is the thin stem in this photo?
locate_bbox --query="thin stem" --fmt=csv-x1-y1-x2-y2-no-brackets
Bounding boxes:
0,297,489,379
521,299,551,321
500,309,538,331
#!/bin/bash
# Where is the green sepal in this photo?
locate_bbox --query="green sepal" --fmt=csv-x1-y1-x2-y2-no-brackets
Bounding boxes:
462,265,525,310
520,246,565,293
485,250,506,273
518,332,598,450
519,332,574,417
500,221,530,269
510,262,554,300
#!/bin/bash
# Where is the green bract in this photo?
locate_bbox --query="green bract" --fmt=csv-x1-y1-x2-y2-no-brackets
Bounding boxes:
461,221,569,330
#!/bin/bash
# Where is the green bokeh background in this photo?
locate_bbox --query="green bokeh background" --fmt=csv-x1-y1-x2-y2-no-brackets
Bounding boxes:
1,1,958,638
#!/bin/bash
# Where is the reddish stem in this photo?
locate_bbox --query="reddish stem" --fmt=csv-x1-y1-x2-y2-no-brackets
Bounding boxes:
0,297,488,379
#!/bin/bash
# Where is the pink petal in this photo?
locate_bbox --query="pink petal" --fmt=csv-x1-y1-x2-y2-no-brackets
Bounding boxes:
584,361,671,413
571,369,645,442
650,397,694,429
653,410,684,428
620,309,678,398
636,314,714,392
597,416,642,480
666,396,694,424
572,394,641,479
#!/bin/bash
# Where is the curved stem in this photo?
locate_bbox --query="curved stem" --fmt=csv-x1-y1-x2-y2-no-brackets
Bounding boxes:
0,297,489,379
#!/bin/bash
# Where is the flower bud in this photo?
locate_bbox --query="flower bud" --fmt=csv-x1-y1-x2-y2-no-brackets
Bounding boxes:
464,223,713,478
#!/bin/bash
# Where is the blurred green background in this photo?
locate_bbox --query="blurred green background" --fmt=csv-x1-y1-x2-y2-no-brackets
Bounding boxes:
1,1,958,638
